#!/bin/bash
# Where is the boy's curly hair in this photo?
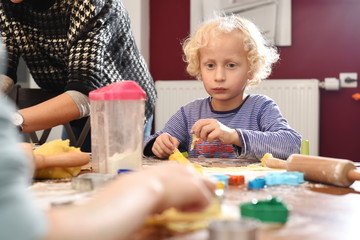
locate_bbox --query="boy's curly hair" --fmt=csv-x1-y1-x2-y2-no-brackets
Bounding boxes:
182,15,279,86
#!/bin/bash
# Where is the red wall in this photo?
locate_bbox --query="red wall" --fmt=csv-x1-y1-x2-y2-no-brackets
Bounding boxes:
150,0,360,161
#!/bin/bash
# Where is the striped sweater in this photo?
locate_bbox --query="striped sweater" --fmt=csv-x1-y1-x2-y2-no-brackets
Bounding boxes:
0,0,156,120
144,95,301,160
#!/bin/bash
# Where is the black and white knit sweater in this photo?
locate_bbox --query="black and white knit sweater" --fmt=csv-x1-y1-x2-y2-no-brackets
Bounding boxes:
0,0,157,120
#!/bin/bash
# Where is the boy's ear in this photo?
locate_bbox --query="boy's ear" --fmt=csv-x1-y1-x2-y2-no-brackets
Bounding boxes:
247,71,254,81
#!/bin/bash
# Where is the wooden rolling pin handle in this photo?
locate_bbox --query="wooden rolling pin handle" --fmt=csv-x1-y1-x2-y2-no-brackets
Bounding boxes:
347,169,360,182
34,152,90,169
265,157,288,169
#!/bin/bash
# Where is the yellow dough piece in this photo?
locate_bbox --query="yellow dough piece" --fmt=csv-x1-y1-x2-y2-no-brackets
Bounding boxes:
34,139,83,179
35,166,82,179
147,198,227,232
190,134,200,151
260,153,274,167
169,148,191,164
169,148,202,173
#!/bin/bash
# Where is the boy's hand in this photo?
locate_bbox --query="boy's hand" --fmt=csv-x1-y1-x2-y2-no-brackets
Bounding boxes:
191,119,240,146
152,133,180,159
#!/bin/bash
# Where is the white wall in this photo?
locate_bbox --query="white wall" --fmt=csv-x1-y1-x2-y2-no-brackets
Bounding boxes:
122,0,150,64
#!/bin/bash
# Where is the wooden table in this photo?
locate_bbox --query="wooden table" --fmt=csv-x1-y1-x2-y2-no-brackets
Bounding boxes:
31,158,360,240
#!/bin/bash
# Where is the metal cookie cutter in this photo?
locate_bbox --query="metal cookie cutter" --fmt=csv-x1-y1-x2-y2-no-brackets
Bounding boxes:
71,173,117,192
208,218,259,240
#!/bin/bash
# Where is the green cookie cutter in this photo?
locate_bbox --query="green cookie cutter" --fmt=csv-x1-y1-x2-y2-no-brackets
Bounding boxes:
240,197,289,224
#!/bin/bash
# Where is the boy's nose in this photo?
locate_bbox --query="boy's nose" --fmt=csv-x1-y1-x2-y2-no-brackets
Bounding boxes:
215,67,225,82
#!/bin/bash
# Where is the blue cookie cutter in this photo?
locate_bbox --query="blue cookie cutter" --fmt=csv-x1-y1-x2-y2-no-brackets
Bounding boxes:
265,171,304,186
248,177,266,189
211,174,230,188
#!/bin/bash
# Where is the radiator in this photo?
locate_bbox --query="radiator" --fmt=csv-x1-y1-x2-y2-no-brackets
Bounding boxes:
155,79,319,156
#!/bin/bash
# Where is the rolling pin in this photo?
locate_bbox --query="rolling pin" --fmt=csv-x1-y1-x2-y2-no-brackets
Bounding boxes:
20,142,90,169
34,152,90,169
265,154,360,187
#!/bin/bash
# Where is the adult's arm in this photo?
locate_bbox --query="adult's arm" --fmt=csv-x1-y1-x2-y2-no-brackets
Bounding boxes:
19,93,80,133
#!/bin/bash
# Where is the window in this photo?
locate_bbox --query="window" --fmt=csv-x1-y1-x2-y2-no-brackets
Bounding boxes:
190,0,292,46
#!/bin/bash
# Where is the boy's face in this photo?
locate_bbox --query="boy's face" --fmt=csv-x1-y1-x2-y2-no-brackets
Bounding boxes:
199,31,250,111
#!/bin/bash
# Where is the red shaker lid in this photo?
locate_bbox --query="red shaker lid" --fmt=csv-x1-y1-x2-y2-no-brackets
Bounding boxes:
89,81,146,100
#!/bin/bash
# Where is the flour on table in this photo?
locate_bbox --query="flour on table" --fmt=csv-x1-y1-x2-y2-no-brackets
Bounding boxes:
106,144,142,174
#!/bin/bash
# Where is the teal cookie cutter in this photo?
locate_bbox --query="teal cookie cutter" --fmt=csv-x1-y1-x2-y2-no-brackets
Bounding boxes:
265,171,304,186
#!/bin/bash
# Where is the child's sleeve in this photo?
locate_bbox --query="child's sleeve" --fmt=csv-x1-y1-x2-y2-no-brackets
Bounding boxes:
234,99,301,160
143,107,191,157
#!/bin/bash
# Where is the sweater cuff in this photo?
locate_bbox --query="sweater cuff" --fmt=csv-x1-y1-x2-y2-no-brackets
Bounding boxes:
234,129,248,157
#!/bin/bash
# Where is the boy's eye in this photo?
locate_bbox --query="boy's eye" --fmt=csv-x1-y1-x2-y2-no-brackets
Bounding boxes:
206,63,215,69
227,63,236,68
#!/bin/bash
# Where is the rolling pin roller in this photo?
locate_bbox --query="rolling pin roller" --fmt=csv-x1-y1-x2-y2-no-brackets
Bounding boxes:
265,154,360,187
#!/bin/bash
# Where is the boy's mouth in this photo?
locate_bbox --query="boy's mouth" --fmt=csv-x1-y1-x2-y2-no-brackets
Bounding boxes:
212,87,227,93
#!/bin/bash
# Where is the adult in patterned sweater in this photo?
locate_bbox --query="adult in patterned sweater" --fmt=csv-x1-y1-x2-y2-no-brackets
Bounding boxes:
143,15,301,160
0,0,157,151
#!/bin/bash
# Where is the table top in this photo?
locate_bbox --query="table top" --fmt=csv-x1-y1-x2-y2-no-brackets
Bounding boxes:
31,157,360,240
